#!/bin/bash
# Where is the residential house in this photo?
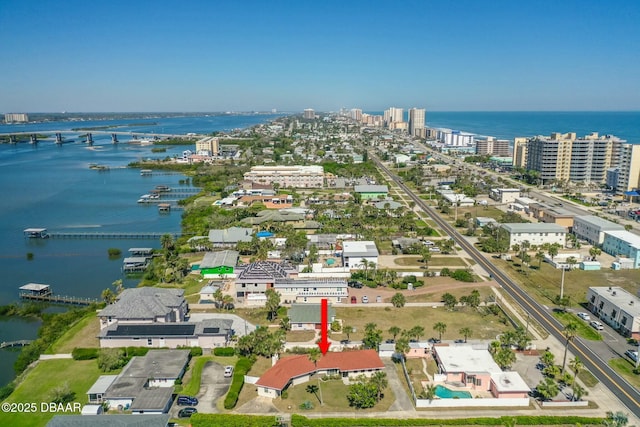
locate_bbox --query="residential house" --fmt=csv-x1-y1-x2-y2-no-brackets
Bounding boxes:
587,286,640,338
199,250,239,278
234,261,295,304
98,288,187,330
433,345,529,399
276,278,348,304
98,318,233,349
354,184,389,200
256,350,385,398
208,226,253,247
500,223,567,248
87,375,117,404
573,215,624,245
288,303,337,331
341,241,379,269
101,350,190,414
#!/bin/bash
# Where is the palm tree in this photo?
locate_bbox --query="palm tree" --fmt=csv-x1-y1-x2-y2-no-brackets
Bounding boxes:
101,288,116,304
343,325,354,342
540,350,555,367
423,384,437,402
571,383,588,401
547,243,559,261
433,322,447,342
535,250,545,268
395,338,410,359
589,246,602,261
307,347,321,368
409,325,425,341
536,377,559,401
459,327,472,343
370,371,388,402
222,294,234,310
306,384,320,403
360,258,369,280
388,326,401,341
562,322,579,372
489,340,501,355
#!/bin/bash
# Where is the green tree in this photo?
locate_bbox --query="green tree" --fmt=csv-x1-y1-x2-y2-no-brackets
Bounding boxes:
562,322,579,372
420,248,432,269
370,371,388,401
347,376,378,409
535,250,546,268
433,322,447,341
363,323,382,350
409,325,425,341
547,243,560,261
604,411,629,427
391,292,406,308
442,293,457,311
540,350,555,367
265,288,281,321
112,279,124,296
101,288,116,304
307,347,321,367
395,337,410,358
423,383,437,402
536,377,559,401
50,381,75,405
306,384,320,403
494,348,516,369
571,383,588,401
97,348,124,372
459,327,472,343
589,246,602,260
343,325,354,342
388,326,401,342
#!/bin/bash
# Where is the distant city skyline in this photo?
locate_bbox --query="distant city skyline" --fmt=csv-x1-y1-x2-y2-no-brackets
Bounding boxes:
1,0,638,113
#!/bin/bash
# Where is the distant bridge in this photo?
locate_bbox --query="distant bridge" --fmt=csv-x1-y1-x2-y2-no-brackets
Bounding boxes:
0,130,205,139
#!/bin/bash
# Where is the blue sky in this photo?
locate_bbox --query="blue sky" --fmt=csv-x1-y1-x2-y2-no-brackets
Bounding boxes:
0,0,638,112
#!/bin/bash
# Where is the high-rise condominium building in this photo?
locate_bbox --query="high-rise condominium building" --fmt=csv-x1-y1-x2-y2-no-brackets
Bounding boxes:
195,137,219,156
4,113,28,123
516,132,624,185
350,109,362,121
384,107,403,127
476,137,510,157
408,108,426,137
303,109,315,119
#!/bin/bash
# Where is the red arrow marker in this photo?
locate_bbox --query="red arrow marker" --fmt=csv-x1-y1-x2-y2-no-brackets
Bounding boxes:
318,298,331,355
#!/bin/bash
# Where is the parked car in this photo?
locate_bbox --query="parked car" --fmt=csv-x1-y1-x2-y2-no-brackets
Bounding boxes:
625,349,639,362
577,312,591,321
350,296,357,304
340,339,350,344
590,321,604,330
224,366,234,378
178,407,198,418
348,280,363,288
362,295,369,303
176,395,198,406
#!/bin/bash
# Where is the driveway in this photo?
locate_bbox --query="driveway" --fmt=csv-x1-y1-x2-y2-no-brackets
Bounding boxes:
197,359,232,413
383,359,415,413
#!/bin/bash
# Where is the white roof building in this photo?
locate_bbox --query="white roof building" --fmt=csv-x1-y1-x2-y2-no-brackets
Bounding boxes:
587,286,640,338
342,241,379,269
574,215,624,245
500,223,567,248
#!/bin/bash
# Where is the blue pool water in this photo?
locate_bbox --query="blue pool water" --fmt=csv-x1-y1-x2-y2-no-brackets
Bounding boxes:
434,385,472,399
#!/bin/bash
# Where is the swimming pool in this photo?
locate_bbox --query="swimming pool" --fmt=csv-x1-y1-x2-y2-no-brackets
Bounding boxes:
434,385,472,399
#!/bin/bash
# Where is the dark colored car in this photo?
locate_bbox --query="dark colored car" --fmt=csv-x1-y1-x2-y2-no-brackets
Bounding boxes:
178,407,198,418
177,395,198,406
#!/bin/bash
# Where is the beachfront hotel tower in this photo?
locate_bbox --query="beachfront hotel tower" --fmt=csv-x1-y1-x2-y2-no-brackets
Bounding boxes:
408,108,426,137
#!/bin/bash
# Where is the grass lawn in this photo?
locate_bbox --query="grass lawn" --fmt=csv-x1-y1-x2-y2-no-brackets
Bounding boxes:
336,306,512,342
47,312,99,354
234,308,275,328
404,358,429,394
180,356,212,396
232,356,273,411
404,286,494,304
272,376,394,413
430,257,469,267
3,359,102,427
552,311,602,341
491,258,640,309
608,358,640,388
286,330,316,342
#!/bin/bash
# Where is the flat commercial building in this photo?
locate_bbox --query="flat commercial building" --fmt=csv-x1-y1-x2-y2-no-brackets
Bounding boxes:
587,286,640,338
4,113,28,123
500,223,567,248
244,165,324,188
573,215,625,245
489,188,520,204
602,230,640,269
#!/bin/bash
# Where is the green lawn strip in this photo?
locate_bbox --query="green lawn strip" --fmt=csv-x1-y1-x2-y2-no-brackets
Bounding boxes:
291,414,604,426
2,359,101,427
577,369,600,388
552,311,602,341
272,376,394,413
608,358,640,388
47,312,98,354
180,356,212,396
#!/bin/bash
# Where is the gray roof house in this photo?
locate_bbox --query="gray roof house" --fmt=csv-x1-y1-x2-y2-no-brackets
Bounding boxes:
46,414,169,427
101,350,190,414
208,226,253,246
98,288,187,330
99,319,233,350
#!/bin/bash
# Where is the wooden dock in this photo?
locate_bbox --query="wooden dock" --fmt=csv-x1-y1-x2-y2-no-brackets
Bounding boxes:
0,340,33,349
19,292,99,306
47,232,181,240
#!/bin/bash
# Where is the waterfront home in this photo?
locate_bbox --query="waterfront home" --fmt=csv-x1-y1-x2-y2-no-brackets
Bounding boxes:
98,288,187,330
256,350,384,399
208,226,253,247
100,350,189,414
199,250,239,278
98,318,232,349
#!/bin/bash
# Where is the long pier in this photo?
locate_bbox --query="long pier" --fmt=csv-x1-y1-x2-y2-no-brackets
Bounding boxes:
47,232,182,240
19,292,99,306
0,340,33,349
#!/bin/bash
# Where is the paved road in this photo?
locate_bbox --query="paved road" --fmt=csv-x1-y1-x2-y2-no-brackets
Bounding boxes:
371,152,640,419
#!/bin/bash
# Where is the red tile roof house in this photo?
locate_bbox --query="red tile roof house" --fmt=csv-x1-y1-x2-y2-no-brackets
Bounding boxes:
255,350,385,399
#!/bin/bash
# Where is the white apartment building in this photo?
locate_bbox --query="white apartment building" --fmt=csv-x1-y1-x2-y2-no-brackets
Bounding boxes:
384,107,404,127
4,113,28,123
303,109,315,119
195,137,219,156
500,223,567,248
573,215,624,245
489,188,521,204
275,278,348,304
408,108,426,136
341,241,379,269
350,109,363,121
243,165,324,188
437,129,475,147
587,286,640,338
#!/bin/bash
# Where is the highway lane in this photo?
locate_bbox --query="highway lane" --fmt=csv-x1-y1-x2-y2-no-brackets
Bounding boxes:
371,153,640,418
